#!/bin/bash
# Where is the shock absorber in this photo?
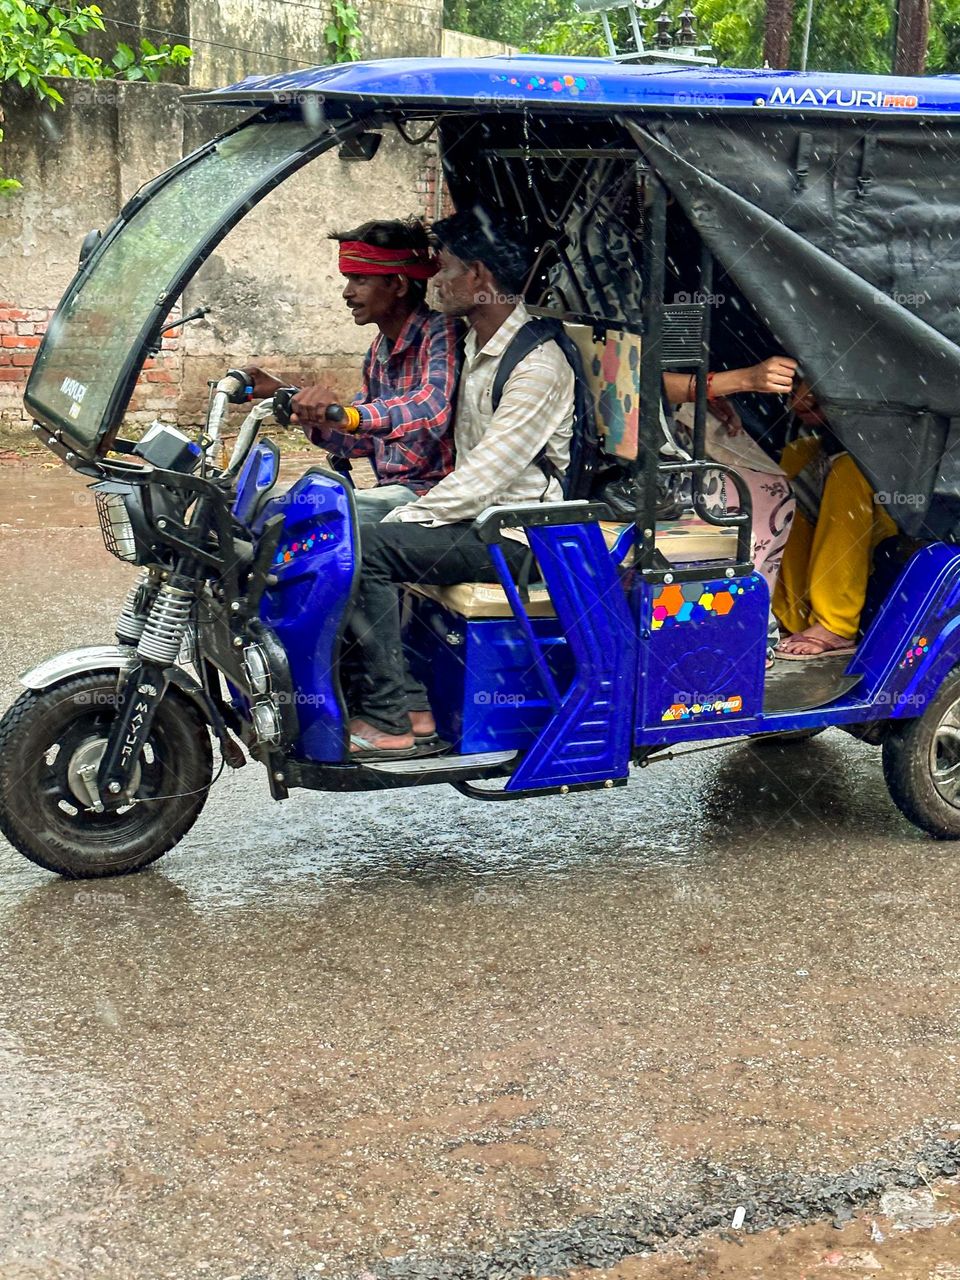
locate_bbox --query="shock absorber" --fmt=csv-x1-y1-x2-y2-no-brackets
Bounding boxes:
137,582,195,664
115,568,159,645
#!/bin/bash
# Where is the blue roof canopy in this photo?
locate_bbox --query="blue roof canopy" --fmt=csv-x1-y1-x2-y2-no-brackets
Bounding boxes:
191,55,960,118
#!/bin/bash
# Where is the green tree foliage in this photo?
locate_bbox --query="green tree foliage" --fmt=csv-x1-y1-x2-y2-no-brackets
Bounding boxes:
700,0,960,73
697,0,897,71
444,0,581,49
325,0,362,62
0,2,192,193
445,0,960,73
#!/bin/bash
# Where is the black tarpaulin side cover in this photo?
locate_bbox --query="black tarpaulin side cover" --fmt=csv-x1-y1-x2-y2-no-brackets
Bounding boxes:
623,117,960,539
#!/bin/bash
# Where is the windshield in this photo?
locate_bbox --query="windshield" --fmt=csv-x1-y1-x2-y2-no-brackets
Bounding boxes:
26,118,329,455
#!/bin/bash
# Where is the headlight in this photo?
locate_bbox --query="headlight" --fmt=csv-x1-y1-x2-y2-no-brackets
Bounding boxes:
95,489,138,562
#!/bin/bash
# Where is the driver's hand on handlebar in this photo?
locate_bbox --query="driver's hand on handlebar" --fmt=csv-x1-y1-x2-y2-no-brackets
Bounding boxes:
242,364,284,399
290,384,340,428
746,356,798,394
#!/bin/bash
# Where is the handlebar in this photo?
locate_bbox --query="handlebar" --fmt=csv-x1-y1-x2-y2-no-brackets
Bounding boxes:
202,374,353,484
205,370,251,467
272,385,350,429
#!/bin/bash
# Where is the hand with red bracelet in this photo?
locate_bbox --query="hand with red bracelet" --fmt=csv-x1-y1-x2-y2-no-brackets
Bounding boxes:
665,355,798,409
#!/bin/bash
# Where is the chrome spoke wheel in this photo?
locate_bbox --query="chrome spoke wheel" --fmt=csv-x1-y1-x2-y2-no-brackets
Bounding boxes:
931,705,960,808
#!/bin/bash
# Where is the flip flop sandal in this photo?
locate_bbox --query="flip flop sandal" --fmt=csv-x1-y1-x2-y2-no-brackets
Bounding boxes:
349,734,452,761
775,638,857,662
349,733,418,761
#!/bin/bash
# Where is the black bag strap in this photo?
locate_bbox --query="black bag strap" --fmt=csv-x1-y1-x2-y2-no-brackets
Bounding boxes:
490,318,599,500
491,318,562,411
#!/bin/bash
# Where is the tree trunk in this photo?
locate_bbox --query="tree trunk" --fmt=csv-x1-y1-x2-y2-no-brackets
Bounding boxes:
763,0,795,69
893,0,930,75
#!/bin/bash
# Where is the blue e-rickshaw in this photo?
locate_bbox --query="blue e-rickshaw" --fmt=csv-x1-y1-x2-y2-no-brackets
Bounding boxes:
4,56,960,877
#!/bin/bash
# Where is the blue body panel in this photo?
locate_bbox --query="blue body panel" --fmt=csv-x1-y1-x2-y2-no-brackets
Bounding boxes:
846,544,960,715
204,57,960,118
407,604,575,754
629,545,960,750
254,470,357,762
232,459,960,784
232,440,279,527
634,573,769,745
502,522,637,789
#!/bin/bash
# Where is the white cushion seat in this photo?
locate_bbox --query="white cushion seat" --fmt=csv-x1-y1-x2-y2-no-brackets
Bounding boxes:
406,516,736,619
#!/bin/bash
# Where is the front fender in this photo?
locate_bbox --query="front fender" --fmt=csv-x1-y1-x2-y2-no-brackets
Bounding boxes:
21,644,137,690
20,645,220,735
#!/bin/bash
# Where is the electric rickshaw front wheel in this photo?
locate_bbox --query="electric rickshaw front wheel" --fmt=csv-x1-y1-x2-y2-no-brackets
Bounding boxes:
883,668,960,839
0,671,213,878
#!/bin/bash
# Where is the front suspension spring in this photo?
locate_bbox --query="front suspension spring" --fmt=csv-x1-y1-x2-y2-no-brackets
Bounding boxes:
137,583,195,665
115,569,157,645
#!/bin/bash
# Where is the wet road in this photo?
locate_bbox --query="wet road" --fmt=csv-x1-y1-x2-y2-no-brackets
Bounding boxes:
1,462,959,1280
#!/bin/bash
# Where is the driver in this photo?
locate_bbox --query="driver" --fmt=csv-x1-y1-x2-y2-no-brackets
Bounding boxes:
245,218,460,521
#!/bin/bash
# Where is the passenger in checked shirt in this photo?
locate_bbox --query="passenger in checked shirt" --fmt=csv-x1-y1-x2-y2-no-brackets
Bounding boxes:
245,218,460,523
347,208,575,759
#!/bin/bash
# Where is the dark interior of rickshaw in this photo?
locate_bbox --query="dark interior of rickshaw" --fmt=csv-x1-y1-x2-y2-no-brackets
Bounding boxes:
435,109,875,715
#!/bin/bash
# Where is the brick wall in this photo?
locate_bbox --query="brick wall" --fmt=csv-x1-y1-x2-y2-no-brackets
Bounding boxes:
0,80,440,445
0,305,52,432
0,306,189,433
133,327,184,426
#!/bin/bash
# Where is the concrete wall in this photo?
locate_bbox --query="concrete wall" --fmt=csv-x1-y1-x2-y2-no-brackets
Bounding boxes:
0,8,502,441
441,29,518,57
191,0,442,87
0,78,437,436
88,0,443,89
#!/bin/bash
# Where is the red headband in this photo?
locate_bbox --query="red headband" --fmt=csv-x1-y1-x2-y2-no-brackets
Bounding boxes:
338,240,439,280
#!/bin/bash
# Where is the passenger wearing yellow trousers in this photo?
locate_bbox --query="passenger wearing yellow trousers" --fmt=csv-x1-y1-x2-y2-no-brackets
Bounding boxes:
774,387,897,660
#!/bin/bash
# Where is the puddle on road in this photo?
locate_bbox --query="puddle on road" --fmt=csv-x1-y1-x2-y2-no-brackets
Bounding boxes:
2,463,959,1279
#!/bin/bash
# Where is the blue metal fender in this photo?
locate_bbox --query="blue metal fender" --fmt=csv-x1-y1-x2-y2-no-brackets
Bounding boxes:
849,543,960,718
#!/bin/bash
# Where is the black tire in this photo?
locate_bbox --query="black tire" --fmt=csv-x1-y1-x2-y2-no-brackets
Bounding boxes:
883,667,960,839
0,671,213,878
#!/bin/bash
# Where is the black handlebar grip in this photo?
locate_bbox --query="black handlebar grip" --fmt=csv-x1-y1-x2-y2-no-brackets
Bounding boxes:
272,385,300,427
273,391,348,429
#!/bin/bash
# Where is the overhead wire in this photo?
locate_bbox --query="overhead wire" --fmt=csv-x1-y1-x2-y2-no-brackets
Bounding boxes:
96,12,320,67
37,0,435,72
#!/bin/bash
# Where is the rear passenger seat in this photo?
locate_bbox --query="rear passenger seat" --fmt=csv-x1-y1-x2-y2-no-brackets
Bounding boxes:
409,515,736,619
406,323,735,620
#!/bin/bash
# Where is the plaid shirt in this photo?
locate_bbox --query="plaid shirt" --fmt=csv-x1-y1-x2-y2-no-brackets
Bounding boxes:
310,306,460,495
385,301,573,528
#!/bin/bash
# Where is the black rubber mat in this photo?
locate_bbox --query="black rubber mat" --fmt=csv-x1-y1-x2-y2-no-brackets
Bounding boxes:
763,657,863,714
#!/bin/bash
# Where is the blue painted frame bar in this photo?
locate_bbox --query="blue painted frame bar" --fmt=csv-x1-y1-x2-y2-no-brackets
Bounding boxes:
476,507,636,791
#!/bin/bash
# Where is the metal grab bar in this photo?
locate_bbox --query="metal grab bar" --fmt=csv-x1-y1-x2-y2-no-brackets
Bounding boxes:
656,459,754,566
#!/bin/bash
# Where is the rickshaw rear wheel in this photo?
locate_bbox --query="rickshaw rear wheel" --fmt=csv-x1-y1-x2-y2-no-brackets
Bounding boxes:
883,670,960,839
0,672,213,878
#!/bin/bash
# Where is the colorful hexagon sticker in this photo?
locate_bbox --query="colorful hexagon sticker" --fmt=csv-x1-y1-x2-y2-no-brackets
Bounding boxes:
656,584,685,616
